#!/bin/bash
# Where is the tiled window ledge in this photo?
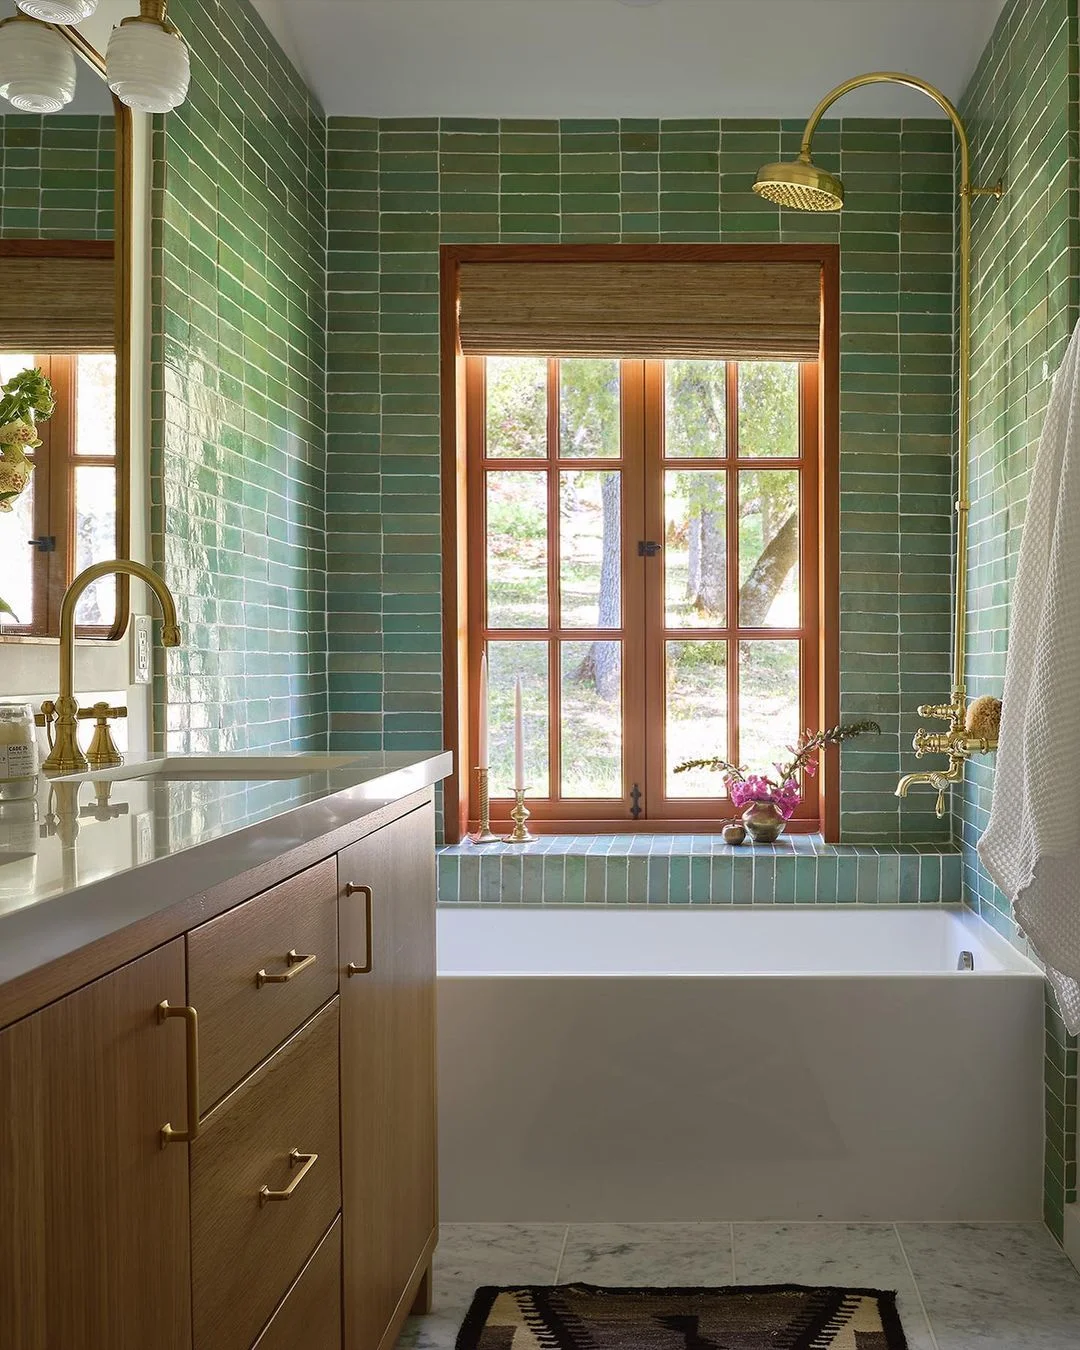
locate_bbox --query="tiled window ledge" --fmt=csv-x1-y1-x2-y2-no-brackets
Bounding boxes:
438,834,961,906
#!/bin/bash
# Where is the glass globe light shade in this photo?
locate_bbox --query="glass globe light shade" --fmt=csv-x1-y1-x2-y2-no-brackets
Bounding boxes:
17,1,99,23
106,19,190,113
0,17,77,113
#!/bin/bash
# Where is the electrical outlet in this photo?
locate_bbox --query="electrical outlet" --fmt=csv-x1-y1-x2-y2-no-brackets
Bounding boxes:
131,614,152,685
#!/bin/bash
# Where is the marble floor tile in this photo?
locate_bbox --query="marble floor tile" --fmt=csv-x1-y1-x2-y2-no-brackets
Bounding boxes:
733,1223,936,1350
898,1223,1080,1349
397,1224,567,1350
558,1222,735,1285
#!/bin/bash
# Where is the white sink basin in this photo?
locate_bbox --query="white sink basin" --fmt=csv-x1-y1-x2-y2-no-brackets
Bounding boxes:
54,754,365,784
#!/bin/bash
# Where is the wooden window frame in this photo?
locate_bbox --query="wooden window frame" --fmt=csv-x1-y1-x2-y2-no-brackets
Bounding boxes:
1,351,122,640
441,244,841,842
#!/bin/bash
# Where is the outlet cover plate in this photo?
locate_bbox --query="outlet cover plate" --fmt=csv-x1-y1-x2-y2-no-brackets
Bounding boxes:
131,614,152,685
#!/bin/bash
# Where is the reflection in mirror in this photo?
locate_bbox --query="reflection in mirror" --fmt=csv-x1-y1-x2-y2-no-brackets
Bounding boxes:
0,0,126,640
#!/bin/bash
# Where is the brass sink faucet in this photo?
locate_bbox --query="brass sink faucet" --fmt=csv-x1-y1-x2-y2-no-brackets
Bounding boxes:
40,561,181,776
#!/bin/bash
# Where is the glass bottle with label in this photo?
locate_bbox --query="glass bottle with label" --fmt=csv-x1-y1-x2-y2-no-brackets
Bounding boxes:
0,701,40,801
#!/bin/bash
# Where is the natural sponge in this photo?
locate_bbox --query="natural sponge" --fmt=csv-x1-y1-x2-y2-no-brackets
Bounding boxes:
965,695,1002,742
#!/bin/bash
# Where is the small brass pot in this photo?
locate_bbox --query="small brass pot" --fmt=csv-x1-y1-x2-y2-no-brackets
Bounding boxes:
741,801,786,844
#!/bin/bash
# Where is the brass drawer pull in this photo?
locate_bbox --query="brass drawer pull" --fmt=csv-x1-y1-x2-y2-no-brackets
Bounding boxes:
256,950,317,988
344,883,373,976
158,1000,200,1147
259,1148,318,1206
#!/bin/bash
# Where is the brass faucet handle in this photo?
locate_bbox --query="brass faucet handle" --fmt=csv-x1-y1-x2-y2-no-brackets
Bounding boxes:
78,702,128,722
83,703,126,771
917,701,958,721
913,728,949,758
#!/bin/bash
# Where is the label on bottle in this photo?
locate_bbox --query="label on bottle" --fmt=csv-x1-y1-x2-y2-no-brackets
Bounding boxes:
0,742,37,781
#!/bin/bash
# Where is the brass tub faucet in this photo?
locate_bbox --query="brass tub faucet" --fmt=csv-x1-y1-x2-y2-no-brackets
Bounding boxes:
39,561,181,776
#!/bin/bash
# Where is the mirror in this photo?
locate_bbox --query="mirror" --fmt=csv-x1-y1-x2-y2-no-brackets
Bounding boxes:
0,0,130,641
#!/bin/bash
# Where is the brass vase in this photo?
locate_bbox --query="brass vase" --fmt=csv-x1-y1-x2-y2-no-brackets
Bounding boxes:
741,801,786,844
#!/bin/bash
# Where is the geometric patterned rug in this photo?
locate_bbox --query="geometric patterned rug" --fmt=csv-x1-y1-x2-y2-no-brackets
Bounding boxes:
456,1283,908,1350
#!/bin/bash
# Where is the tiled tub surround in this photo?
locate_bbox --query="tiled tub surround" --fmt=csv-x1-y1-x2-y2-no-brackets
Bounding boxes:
437,906,1043,1222
437,835,961,905
0,113,114,240
400,1222,1080,1350
325,115,959,845
956,0,1080,1240
151,0,328,754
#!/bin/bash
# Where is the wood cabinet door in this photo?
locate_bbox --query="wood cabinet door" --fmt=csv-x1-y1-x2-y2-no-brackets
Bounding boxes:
0,938,192,1350
339,801,437,1350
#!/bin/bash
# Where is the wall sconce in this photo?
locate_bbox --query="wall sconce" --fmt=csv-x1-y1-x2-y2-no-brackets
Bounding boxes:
0,0,189,114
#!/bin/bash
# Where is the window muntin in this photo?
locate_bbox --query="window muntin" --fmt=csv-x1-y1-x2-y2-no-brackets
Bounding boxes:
468,355,820,830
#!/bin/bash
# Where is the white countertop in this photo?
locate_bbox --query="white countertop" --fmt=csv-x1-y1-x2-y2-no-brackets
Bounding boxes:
0,750,452,995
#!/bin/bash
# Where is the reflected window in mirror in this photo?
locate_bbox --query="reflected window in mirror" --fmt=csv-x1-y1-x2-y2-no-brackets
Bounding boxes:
0,347,118,636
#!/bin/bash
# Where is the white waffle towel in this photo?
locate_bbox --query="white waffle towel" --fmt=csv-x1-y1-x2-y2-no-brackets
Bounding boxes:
978,317,1080,1032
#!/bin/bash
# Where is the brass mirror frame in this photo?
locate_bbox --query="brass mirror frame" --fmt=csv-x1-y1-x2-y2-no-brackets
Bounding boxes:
0,21,132,643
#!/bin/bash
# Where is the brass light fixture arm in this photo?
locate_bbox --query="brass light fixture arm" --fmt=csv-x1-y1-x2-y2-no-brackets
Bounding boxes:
792,72,1003,798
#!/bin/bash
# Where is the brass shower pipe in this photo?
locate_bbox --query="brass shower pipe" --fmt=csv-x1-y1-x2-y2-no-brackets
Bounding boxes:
753,73,1003,815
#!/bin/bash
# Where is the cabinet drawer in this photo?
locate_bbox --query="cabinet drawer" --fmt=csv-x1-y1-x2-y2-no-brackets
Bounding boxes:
188,857,338,1106
191,1001,341,1350
254,1218,342,1350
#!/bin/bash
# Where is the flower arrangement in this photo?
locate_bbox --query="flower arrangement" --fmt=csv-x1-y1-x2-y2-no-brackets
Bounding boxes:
0,366,55,620
675,720,881,820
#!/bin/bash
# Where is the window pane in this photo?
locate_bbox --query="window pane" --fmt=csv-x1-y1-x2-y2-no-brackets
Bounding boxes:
737,361,799,458
665,359,726,458
0,473,35,626
666,640,727,798
486,471,548,628
738,468,799,627
738,640,800,779
74,464,117,627
665,469,725,628
559,359,619,458
485,357,547,458
75,352,117,457
488,641,550,797
560,470,620,628
0,353,35,384
560,640,622,797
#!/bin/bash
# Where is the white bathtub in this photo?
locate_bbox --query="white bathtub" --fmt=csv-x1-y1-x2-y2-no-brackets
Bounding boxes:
437,905,1044,1223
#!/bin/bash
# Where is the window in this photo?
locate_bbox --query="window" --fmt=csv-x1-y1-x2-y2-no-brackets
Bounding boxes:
465,354,822,831
0,350,120,637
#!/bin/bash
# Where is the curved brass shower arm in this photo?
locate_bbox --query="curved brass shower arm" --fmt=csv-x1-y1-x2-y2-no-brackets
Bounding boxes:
797,71,972,190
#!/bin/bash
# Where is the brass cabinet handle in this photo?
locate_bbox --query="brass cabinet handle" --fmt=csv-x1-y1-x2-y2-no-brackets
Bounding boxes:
256,950,317,988
259,1148,318,1206
344,883,373,976
158,1000,200,1147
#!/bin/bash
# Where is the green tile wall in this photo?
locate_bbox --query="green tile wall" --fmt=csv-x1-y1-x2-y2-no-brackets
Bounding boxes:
959,0,1079,1241
438,834,962,907
0,113,114,239
325,115,959,845
150,0,328,752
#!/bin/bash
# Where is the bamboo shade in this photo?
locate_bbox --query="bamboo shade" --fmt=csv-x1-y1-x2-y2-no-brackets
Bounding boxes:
457,260,822,359
0,255,115,352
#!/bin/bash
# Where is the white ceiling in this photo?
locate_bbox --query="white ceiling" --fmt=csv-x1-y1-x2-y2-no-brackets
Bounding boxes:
250,0,1009,120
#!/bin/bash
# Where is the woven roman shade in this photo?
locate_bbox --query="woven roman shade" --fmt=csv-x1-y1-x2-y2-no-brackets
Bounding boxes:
0,252,115,352
457,259,822,359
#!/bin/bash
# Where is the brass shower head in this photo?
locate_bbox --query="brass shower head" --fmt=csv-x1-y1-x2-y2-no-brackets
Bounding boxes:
753,157,844,211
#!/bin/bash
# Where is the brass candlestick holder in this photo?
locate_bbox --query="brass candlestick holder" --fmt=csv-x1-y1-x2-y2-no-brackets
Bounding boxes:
471,766,501,844
502,787,537,844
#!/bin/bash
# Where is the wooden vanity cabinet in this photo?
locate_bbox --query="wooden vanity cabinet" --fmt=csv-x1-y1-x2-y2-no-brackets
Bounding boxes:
339,799,439,1350
0,788,439,1350
0,939,192,1350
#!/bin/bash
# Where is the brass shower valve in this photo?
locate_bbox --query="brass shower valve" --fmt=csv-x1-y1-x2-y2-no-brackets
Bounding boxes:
913,727,997,760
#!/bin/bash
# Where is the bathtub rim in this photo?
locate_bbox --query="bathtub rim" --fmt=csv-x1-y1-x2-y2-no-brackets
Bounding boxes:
436,902,1044,979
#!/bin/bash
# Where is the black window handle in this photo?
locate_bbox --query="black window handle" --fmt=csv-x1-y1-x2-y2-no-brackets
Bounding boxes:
637,540,661,557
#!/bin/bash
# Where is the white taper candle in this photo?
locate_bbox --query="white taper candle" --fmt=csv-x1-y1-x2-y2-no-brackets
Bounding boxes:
513,675,525,789
478,652,489,770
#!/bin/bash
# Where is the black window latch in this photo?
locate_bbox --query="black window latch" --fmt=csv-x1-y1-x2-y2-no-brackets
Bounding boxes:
637,540,661,557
